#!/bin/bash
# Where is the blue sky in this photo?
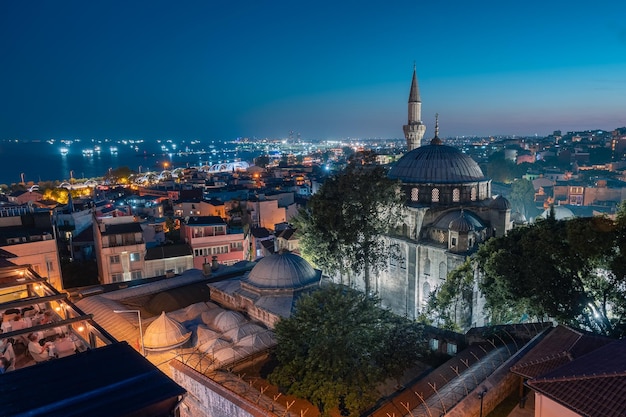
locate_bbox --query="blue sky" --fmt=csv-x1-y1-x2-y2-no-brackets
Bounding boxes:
1,0,625,141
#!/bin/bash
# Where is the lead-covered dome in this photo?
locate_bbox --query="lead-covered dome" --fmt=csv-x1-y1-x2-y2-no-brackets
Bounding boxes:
245,252,321,290
389,140,485,184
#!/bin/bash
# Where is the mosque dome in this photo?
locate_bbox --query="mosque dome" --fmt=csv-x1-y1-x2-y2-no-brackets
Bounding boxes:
489,195,512,210
388,141,485,185
143,311,191,351
245,252,321,290
449,212,475,233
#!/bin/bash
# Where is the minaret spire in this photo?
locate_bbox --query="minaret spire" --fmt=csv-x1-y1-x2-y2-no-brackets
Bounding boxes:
403,65,426,151
431,113,442,145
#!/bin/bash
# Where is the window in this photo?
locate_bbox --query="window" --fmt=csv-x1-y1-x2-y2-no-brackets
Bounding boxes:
423,282,431,306
429,338,439,351
411,188,419,202
471,187,477,201
46,261,54,272
439,262,447,279
453,188,460,202
111,273,123,283
214,225,225,234
130,252,141,262
211,245,229,254
424,258,431,275
110,255,120,264
447,343,458,355
451,237,457,246
230,242,243,250
131,271,142,280
432,188,440,202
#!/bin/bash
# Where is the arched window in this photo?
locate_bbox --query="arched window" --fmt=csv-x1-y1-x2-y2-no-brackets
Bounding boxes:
432,188,440,203
453,188,460,202
471,187,477,201
424,258,431,275
439,262,447,280
422,281,431,306
411,187,419,202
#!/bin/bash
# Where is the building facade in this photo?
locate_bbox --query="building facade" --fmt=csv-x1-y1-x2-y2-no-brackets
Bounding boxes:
93,216,147,284
181,216,249,268
335,72,513,328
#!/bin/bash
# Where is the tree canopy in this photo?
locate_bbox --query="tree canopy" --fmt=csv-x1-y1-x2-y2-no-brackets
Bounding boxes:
269,284,426,416
293,162,404,293
472,209,626,336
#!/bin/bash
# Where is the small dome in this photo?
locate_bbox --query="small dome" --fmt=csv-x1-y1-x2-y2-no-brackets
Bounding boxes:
143,311,191,351
389,142,485,184
213,310,246,332
489,195,511,210
246,252,321,290
539,206,575,221
511,211,527,224
449,212,475,232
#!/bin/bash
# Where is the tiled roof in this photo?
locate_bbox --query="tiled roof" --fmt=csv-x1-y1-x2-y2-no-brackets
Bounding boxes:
511,325,612,379
251,227,271,238
528,339,626,417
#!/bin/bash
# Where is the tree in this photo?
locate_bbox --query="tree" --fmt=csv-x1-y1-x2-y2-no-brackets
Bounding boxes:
509,178,537,219
269,284,426,416
474,212,626,335
426,258,475,330
293,163,404,293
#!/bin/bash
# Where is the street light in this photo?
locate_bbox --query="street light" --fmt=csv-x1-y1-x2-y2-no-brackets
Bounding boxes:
113,309,145,356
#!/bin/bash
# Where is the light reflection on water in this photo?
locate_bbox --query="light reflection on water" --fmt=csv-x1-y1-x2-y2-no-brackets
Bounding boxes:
0,141,254,185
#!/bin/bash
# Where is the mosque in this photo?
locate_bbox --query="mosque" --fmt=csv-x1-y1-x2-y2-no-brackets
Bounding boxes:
344,68,513,328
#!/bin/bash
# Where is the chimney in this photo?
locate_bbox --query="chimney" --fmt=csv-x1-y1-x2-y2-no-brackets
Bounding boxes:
202,257,212,277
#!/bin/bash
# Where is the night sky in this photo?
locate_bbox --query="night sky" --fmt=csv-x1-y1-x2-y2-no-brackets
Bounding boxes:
1,0,626,141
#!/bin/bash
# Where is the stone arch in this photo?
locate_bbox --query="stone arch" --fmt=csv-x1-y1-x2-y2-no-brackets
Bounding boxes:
422,281,431,306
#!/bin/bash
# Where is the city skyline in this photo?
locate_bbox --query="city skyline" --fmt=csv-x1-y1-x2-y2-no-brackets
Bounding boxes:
1,0,626,141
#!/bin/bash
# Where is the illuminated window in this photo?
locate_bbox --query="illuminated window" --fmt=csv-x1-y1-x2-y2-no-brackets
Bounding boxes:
432,188,440,202
453,188,460,202
130,252,141,262
411,188,419,202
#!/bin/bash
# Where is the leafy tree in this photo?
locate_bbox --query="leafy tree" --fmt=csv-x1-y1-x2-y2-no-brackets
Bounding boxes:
254,155,270,168
269,284,426,416
426,258,475,330
509,178,537,219
293,163,404,293
474,211,626,335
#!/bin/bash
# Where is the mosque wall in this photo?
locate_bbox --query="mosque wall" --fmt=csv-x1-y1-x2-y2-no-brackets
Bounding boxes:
171,360,271,417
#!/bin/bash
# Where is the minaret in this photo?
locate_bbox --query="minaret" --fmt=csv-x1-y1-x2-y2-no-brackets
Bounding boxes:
403,64,426,151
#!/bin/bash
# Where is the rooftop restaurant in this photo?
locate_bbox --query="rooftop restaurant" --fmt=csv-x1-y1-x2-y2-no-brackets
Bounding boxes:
0,263,185,417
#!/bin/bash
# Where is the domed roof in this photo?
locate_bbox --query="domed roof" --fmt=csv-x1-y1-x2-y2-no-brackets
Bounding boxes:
213,310,246,332
389,141,485,184
143,311,191,351
449,212,475,232
245,252,321,290
489,195,511,210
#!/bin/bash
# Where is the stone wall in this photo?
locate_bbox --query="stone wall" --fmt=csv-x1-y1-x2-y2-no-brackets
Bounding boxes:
170,360,274,417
